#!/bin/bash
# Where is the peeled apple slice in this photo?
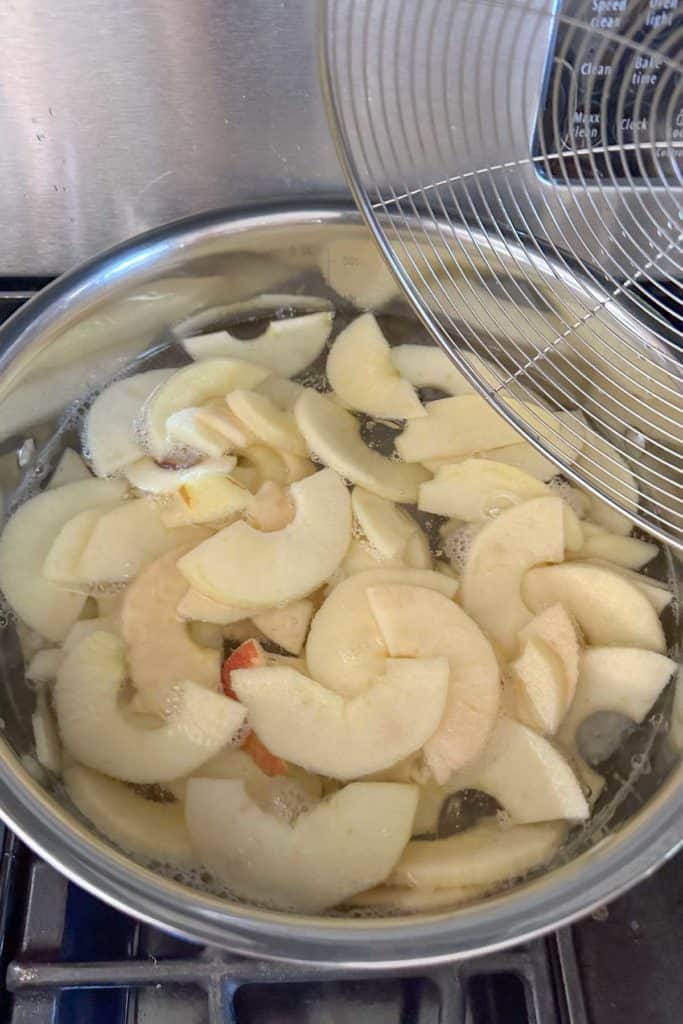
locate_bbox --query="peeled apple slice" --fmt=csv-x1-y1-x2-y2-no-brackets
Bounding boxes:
160,474,251,528
83,369,174,477
522,561,666,652
77,499,206,585
48,449,91,488
391,345,501,396
326,313,424,419
510,636,567,736
294,390,429,503
479,441,559,482
347,883,488,911
43,504,122,586
0,478,127,642
143,359,270,458
366,584,500,780
55,631,245,784
177,588,250,626
182,311,334,377
577,427,638,535
574,522,658,570
388,820,566,889
251,598,314,655
460,497,567,655
396,395,520,462
164,407,230,458
26,648,63,683
32,687,61,772
306,568,458,696
400,396,583,464
450,717,589,823
177,469,351,609
351,486,420,560
584,559,673,615
124,456,236,494
519,604,580,712
185,778,418,912
232,658,449,780
194,403,257,448
226,389,307,456
558,647,676,749
121,547,221,715
418,459,549,520
63,760,194,866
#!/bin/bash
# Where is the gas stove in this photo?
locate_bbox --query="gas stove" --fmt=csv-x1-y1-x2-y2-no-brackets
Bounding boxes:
0,287,680,1024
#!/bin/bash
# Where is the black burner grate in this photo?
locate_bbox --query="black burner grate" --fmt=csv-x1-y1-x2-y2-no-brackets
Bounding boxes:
0,830,578,1024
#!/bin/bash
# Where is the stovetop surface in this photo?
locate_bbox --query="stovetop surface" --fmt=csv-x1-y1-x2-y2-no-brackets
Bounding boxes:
0,285,680,1023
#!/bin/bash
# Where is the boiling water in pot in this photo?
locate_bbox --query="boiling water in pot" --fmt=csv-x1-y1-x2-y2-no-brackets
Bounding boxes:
0,297,679,916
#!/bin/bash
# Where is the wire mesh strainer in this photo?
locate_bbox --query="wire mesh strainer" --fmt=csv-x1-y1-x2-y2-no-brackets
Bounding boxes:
320,0,683,551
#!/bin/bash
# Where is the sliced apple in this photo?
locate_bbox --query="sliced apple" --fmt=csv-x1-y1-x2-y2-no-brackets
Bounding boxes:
522,561,666,652
251,599,314,655
574,522,658,569
519,604,580,712
226,389,307,456
366,584,500,781
450,717,589,823
26,648,63,683
185,778,417,912
306,568,458,696
83,369,174,477
396,396,580,464
177,588,250,626
63,616,119,653
178,469,351,609
160,474,251,528
460,496,567,655
232,658,448,780
121,547,221,716
326,313,424,419
232,655,448,774
182,311,334,377
55,631,245,784
77,499,206,585
479,441,559,482
346,882,487,911
194,402,257,449
388,819,566,888
143,359,270,459
391,345,501,396
351,486,421,560
577,427,638,535
558,647,676,750
164,407,232,458
511,636,567,736
256,374,305,411
124,456,236,495
294,390,429,503
63,760,194,866
0,478,127,642
32,687,61,773
584,559,673,615
418,459,549,520
48,449,91,488
43,504,122,586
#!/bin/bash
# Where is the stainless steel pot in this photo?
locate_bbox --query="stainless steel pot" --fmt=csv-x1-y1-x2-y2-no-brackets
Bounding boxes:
0,204,679,966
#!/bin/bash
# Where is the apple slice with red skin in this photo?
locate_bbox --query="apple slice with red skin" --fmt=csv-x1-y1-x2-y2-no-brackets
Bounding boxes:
221,640,287,777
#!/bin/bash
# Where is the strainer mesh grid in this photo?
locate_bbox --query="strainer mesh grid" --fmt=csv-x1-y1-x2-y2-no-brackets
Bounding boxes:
320,0,683,550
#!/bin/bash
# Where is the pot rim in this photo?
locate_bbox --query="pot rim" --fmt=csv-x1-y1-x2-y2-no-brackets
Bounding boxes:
0,202,680,965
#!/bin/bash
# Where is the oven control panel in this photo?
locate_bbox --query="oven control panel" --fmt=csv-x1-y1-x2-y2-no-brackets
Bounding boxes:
535,0,683,181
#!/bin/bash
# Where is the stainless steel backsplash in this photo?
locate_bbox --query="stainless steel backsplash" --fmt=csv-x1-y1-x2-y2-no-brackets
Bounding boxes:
0,0,344,275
